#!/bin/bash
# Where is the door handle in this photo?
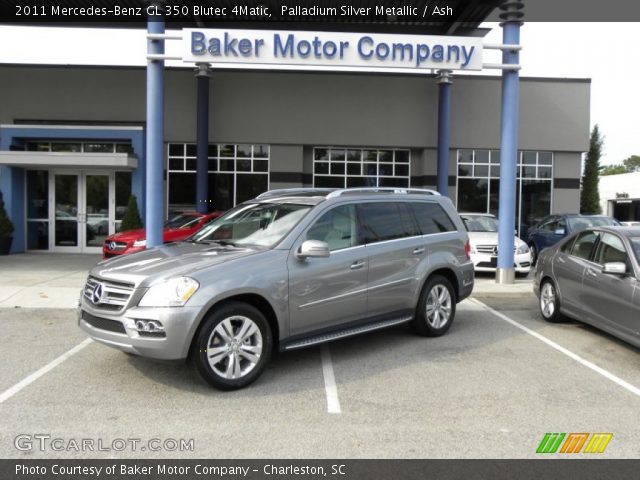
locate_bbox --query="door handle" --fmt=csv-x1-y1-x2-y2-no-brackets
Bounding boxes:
586,267,598,277
350,261,365,270
412,247,425,255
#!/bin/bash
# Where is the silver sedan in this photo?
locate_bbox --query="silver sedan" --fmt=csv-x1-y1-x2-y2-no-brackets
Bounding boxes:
534,226,640,348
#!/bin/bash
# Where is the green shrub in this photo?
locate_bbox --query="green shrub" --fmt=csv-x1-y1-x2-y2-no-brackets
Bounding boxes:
120,195,143,232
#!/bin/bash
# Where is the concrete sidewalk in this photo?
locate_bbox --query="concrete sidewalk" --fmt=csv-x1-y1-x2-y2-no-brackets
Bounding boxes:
0,253,100,308
0,253,535,309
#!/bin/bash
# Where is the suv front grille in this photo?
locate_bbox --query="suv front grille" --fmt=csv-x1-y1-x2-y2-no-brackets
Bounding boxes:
83,276,135,311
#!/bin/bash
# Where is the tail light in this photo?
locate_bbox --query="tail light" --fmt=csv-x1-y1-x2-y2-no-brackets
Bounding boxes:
464,240,471,260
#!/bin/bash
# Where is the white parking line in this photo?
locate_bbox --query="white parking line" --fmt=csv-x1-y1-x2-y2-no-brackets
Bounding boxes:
471,298,640,398
321,345,342,414
0,338,93,404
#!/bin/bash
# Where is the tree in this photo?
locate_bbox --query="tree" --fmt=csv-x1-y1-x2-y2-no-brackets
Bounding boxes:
0,190,14,238
580,125,603,214
120,195,143,232
622,155,640,173
600,164,627,176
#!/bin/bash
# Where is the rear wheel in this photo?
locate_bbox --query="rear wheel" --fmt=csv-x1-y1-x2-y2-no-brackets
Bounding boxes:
539,279,564,323
192,301,272,390
412,275,456,337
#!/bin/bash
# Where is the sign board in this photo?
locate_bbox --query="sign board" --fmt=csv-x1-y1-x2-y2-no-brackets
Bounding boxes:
182,29,483,72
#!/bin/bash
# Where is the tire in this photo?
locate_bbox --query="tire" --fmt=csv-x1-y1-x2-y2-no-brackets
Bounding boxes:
412,275,457,337
529,243,538,266
192,301,272,390
539,279,564,323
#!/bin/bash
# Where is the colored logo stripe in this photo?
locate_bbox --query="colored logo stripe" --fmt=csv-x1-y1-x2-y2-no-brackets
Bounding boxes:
584,433,613,453
560,433,589,454
536,433,565,453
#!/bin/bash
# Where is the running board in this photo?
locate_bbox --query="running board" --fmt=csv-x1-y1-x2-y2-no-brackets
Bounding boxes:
284,316,412,351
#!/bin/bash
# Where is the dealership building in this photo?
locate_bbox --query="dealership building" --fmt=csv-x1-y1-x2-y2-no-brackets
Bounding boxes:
0,1,590,262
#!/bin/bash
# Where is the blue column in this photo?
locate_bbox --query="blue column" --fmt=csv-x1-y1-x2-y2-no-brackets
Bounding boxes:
496,2,523,284
195,64,210,214
436,70,452,196
145,14,165,248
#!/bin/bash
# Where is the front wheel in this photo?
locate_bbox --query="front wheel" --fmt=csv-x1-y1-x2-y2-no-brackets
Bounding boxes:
412,275,457,337
539,280,564,323
192,301,272,390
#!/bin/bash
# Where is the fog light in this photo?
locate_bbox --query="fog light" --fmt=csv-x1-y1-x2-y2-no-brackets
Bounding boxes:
132,319,165,337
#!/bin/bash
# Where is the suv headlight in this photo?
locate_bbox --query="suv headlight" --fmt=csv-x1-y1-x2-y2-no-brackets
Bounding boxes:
138,277,199,307
516,244,530,254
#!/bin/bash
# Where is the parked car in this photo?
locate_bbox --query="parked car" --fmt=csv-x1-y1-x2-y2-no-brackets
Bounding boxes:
527,214,620,265
460,213,531,276
534,226,640,348
102,212,221,258
80,188,475,390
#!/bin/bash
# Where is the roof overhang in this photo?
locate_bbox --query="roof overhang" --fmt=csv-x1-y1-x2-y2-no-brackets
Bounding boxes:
0,151,138,169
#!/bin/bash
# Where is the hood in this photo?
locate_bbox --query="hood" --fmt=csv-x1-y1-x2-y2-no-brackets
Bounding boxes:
106,228,145,243
468,231,525,247
92,242,263,286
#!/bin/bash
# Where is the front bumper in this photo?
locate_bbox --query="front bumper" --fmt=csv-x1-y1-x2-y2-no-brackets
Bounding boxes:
78,296,201,360
102,245,145,259
470,251,532,273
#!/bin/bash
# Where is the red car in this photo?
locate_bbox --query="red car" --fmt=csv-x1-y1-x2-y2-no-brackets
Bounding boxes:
102,212,222,259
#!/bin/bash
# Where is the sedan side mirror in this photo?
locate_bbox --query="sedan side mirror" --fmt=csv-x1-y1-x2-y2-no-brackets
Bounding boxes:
297,240,330,260
602,262,627,276
554,228,566,235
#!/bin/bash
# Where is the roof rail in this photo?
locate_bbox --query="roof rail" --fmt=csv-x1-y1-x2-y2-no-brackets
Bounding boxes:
326,187,441,199
256,188,333,199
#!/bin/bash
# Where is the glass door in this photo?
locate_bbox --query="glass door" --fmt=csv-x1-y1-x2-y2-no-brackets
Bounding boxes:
51,173,81,252
82,172,112,252
50,171,115,253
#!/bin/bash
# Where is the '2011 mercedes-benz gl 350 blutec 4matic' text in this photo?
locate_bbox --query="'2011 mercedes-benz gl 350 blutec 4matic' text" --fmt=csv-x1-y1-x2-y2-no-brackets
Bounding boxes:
79,188,474,390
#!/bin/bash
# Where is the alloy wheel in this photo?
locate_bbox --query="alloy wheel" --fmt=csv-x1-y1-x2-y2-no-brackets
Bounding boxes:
540,282,556,318
206,315,263,379
426,284,452,329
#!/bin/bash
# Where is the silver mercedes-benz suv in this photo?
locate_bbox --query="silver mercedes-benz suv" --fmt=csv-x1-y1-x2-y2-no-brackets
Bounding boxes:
79,188,474,390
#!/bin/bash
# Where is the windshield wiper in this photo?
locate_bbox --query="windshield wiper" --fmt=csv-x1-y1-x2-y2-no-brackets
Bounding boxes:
215,240,237,247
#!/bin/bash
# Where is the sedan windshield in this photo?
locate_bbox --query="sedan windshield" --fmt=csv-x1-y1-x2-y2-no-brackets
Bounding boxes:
191,202,312,247
462,216,498,232
164,214,201,229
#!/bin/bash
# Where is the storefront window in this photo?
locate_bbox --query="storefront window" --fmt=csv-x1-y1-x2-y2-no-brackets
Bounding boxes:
167,143,270,214
313,147,410,189
115,172,132,231
457,150,553,237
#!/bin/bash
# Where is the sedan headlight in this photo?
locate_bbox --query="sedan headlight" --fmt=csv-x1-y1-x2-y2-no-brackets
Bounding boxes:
138,277,199,307
133,239,146,248
516,244,530,254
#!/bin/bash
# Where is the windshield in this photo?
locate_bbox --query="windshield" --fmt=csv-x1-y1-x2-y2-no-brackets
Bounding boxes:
567,216,619,231
632,238,640,263
165,214,201,229
192,202,312,247
462,216,498,232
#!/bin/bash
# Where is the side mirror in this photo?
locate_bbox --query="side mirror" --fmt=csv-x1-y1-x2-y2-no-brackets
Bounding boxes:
297,240,330,260
554,228,566,235
602,262,626,276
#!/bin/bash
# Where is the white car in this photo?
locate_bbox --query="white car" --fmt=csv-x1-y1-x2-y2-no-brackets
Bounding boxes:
620,221,640,227
460,213,532,276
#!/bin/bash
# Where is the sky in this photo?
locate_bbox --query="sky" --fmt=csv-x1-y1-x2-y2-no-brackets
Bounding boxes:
0,22,638,166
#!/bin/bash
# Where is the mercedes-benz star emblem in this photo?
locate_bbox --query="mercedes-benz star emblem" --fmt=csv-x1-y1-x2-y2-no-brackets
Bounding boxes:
91,283,104,304
109,241,117,250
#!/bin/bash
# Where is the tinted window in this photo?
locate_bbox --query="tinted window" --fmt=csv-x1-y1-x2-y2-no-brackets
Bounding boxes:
411,202,456,235
360,203,411,243
307,204,361,251
539,217,556,231
594,233,628,265
569,231,599,260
